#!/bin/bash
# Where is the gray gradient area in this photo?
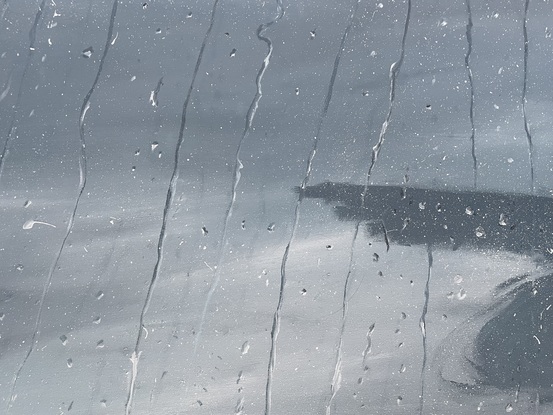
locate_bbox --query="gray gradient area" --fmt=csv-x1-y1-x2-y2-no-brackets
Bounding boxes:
1,0,552,414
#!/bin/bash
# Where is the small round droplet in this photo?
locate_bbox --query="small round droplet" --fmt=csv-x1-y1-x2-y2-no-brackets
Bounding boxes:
155,28,161,34
499,213,507,226
151,141,159,151
439,19,448,27
419,202,426,210
373,253,379,262
295,87,300,95
186,11,193,18
201,226,208,236
131,166,136,172
142,3,148,10
229,48,236,57
301,288,307,295
67,358,73,368
309,30,316,40
96,340,104,349
453,275,463,284
93,316,101,324
326,245,332,250
60,334,68,345
475,226,486,238
397,396,403,405
362,90,369,97
16,264,24,271
457,288,467,300
507,157,514,164
134,149,140,156
241,220,246,229
96,291,104,300
465,206,474,215
425,104,432,110
23,200,31,208
505,403,513,412
267,223,275,232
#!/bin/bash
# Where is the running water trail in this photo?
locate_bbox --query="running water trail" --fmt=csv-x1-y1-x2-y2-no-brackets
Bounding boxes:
6,1,118,411
264,1,360,413
361,0,411,203
124,2,219,414
325,222,359,415
418,245,433,414
0,0,46,182
465,0,477,189
193,0,284,355
522,0,535,194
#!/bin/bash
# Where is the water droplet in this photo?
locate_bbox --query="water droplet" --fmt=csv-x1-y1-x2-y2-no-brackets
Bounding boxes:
201,226,208,236
295,87,300,95
23,200,31,208
505,403,513,412
400,364,406,373
493,12,499,19
16,264,24,271
439,19,448,26
0,313,4,321
477,402,483,411
67,358,73,368
465,206,474,215
400,312,407,320
357,377,363,384
453,275,463,284
240,341,249,355
457,288,467,300
131,166,136,172
372,253,379,262
229,48,236,57
326,245,332,250
60,335,68,345
397,396,403,405
475,226,486,238
155,28,161,34
142,3,148,10
301,288,307,295
267,223,275,232
442,314,447,320
507,157,514,164
436,203,442,212
96,340,104,349
370,50,377,57
151,141,159,151
446,292,454,299
241,220,245,229
100,399,107,408
499,213,507,226
186,11,193,18
95,291,104,300
425,104,432,110
419,202,426,210
82,47,94,58
362,90,369,97
93,317,101,324
309,30,316,40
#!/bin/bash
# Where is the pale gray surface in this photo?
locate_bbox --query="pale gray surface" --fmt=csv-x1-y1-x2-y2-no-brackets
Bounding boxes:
0,0,551,414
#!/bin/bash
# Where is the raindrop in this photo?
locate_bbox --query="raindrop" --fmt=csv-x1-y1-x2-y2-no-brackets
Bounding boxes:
507,157,514,164
477,402,483,411
465,206,474,215
505,403,513,412
142,3,147,10
453,275,463,284
240,341,249,355
425,104,432,110
499,213,507,226
60,334,68,345
267,223,275,232
362,90,369,97
295,87,300,95
435,203,442,212
0,313,4,321
326,245,332,250
131,166,136,172
419,202,426,210
93,316,101,324
67,358,73,368
301,288,307,295
357,377,363,384
225,32,230,37
23,219,56,229
439,19,448,26
475,226,486,238
397,396,403,405
400,312,407,320
82,47,94,58
201,226,208,236
186,11,193,18
229,48,236,57
457,289,467,300
446,292,454,300
372,253,379,262
134,149,140,156
100,399,107,408
155,28,161,34
96,340,104,349
151,141,159,151
442,314,447,320
309,30,316,40
241,220,245,229
23,200,31,208
95,291,104,300
400,364,406,373
16,264,24,271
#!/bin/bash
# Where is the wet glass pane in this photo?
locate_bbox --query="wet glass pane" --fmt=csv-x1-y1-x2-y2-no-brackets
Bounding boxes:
0,0,551,413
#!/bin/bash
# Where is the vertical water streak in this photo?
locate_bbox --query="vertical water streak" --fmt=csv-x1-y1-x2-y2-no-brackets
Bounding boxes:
361,0,411,205
124,2,219,414
465,0,477,189
193,0,284,355
522,0,535,194
325,222,359,415
6,1,118,411
419,245,433,414
0,0,46,181
264,2,361,414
